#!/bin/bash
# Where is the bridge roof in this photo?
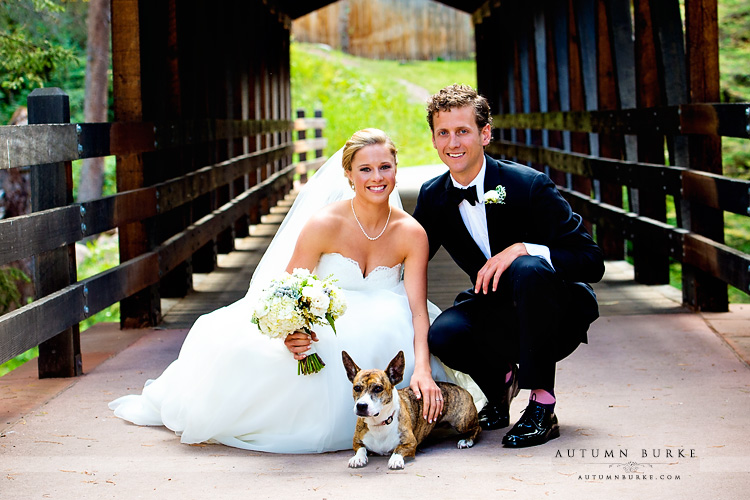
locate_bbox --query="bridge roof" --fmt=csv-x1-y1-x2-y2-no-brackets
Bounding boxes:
282,0,486,19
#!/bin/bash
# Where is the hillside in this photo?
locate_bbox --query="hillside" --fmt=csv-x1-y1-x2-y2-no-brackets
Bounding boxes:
290,42,476,167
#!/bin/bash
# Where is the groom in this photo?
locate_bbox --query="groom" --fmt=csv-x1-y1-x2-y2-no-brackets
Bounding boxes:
413,84,604,448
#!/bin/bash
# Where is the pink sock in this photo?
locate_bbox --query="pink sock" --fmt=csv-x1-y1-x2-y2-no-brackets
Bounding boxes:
530,389,556,405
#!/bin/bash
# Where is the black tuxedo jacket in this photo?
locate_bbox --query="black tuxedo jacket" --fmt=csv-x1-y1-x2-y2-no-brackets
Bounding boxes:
413,155,605,336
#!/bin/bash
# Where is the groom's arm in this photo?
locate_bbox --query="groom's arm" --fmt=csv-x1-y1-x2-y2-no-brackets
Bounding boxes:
413,185,441,260
527,173,604,283
477,169,604,292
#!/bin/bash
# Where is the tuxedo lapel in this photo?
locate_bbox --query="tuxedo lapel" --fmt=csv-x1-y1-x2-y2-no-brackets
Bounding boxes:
437,174,474,245
483,156,506,256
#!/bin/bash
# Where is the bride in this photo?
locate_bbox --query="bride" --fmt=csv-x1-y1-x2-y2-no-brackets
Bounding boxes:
109,128,484,453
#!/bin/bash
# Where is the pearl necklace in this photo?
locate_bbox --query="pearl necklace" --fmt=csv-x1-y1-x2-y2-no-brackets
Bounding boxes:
350,198,392,241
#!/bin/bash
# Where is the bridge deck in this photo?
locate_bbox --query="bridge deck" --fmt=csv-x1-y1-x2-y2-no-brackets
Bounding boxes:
1,170,749,498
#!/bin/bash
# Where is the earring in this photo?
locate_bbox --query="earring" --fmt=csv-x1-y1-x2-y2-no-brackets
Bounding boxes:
349,181,355,190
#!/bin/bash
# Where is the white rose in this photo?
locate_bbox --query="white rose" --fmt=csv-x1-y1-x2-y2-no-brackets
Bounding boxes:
483,190,500,203
303,283,330,317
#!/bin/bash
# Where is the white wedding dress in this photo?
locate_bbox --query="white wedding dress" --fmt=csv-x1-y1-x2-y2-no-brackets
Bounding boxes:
109,148,485,453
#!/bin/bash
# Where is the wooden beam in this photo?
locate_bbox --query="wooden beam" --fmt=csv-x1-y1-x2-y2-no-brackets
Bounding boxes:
595,0,625,259
682,0,727,310
112,0,160,328
27,88,81,378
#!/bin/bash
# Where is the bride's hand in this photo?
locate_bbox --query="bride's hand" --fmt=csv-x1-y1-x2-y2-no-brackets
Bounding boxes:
410,370,443,423
283,330,319,360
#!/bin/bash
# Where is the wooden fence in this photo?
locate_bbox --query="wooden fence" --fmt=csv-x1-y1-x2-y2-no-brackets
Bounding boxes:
293,0,474,60
475,0,750,311
0,88,326,378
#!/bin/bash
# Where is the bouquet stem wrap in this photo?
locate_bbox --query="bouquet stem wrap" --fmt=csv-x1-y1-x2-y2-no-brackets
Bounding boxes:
298,328,325,375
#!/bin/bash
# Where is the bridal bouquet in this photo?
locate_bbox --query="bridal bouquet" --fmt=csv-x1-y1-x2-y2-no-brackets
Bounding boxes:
252,268,347,375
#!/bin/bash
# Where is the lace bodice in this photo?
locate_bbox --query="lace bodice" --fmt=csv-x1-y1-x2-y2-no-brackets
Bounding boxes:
315,253,402,291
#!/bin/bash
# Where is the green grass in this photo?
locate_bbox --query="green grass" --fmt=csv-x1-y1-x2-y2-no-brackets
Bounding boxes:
291,42,476,167
76,234,121,330
718,0,750,180
0,346,37,376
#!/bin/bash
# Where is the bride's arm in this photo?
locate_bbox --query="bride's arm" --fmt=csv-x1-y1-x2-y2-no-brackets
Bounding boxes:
282,214,331,359
402,222,444,423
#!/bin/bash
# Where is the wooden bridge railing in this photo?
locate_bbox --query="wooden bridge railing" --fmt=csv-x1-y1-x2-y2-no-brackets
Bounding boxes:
0,88,326,378
487,103,750,310
475,0,749,312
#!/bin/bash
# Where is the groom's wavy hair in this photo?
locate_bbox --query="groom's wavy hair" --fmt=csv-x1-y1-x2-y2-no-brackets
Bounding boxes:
342,128,398,173
426,84,493,133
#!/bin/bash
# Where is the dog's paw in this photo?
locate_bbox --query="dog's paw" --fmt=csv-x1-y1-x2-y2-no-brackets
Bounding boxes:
348,448,368,468
457,438,474,449
388,453,405,470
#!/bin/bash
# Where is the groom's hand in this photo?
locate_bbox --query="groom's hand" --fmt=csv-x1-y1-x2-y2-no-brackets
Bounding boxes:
284,330,319,360
475,243,528,294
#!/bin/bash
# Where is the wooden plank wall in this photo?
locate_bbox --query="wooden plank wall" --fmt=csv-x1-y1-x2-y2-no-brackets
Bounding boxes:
293,0,474,60
475,0,750,311
0,0,327,377
113,0,295,327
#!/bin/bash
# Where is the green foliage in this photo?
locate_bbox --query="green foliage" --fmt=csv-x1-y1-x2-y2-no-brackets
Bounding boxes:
0,266,30,314
291,43,476,167
76,234,120,330
0,266,35,376
0,29,76,90
0,346,37,376
71,156,119,200
0,0,88,124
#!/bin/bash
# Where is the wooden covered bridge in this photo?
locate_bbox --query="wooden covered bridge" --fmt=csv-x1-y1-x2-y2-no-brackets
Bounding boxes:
1,1,749,496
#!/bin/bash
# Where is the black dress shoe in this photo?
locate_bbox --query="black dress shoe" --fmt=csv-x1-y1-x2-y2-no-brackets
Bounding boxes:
502,401,560,448
478,403,509,430
478,365,520,430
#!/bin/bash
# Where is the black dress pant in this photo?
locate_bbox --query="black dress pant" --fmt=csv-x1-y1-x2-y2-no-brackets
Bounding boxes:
428,255,585,403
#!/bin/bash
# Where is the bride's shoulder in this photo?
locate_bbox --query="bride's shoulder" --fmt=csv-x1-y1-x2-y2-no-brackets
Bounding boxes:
300,200,350,232
390,208,427,238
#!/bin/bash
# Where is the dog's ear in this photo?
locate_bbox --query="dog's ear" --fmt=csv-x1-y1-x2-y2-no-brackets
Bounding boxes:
341,351,361,383
385,351,405,386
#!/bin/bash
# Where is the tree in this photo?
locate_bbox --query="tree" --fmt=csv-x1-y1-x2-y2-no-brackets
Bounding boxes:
77,0,110,202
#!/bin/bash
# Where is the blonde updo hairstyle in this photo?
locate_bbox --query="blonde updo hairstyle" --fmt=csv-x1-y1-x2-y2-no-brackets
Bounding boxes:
341,129,398,187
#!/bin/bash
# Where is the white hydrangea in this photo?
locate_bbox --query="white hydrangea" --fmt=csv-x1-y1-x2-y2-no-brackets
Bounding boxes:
252,270,347,339
326,285,347,318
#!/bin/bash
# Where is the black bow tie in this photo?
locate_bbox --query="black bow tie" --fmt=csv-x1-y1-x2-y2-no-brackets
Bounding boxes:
448,184,479,206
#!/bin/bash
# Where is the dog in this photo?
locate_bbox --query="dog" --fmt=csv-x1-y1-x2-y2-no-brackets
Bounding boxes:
342,350,481,470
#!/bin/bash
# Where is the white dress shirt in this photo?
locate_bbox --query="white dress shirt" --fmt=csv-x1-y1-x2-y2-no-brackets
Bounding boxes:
450,158,553,268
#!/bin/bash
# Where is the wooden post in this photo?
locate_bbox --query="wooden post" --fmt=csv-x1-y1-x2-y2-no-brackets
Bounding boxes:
567,0,593,205
314,109,324,162
543,3,566,187
595,0,624,259
27,88,82,378
297,109,308,182
112,0,161,326
682,0,728,311
632,0,669,284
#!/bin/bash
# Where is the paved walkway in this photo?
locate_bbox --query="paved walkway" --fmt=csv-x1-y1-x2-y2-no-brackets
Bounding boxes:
2,166,749,499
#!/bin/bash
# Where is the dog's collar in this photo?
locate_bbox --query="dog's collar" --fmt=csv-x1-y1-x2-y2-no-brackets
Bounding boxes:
377,411,395,426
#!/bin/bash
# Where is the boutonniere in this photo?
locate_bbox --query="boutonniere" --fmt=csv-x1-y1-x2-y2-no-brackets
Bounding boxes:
482,185,506,205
